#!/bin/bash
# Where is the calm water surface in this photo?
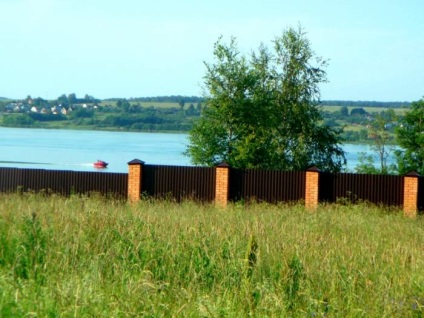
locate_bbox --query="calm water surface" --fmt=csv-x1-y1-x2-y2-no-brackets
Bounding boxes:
0,127,395,173
0,127,189,173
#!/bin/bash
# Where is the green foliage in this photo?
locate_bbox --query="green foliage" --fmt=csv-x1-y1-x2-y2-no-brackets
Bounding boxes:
178,99,185,110
14,212,47,284
395,98,424,174
0,210,48,289
285,255,304,311
323,100,411,108
342,129,369,143
29,112,67,121
350,107,368,116
57,93,100,105
116,99,130,112
0,101,6,112
67,93,77,104
355,152,381,174
97,108,192,131
127,95,203,104
186,26,345,172
2,114,35,126
339,105,349,117
0,94,409,138
57,94,69,106
244,234,258,280
69,107,95,119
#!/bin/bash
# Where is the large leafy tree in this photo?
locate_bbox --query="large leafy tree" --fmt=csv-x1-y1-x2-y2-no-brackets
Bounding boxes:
395,98,424,174
185,26,345,172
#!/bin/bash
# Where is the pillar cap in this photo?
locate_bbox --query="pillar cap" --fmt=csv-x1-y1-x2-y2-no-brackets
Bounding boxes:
306,165,320,172
216,162,230,168
128,159,145,165
405,171,420,177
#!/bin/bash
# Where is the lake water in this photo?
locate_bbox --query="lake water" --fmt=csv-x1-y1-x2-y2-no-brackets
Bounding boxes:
0,127,395,173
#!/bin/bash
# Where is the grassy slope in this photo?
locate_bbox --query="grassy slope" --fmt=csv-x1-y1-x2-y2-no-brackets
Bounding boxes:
0,100,407,135
321,105,407,138
1,194,424,316
99,101,182,109
322,105,408,115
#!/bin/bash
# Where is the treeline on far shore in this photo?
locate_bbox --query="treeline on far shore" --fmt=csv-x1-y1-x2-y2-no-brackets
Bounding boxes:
0,95,410,142
0,94,412,108
0,95,203,132
0,103,200,132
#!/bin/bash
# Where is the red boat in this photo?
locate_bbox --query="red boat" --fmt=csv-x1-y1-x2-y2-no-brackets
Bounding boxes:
93,160,108,168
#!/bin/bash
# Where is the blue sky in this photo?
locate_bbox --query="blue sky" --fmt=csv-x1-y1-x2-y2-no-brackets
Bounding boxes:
1,0,423,101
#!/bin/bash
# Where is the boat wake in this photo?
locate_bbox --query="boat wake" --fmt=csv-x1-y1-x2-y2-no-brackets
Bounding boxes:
0,161,96,167
0,160,54,165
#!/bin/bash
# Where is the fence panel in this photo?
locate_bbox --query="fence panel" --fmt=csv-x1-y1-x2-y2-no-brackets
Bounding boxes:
229,169,306,203
418,177,424,212
142,165,216,202
319,172,404,207
0,167,128,198
0,168,24,192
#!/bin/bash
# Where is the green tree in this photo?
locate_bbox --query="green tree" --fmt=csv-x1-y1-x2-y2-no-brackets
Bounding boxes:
69,108,94,119
186,103,196,116
185,26,345,172
116,100,130,112
57,94,68,106
2,114,35,126
369,109,396,173
350,107,368,116
395,98,424,174
196,102,202,113
179,99,185,110
355,152,381,174
68,93,77,104
339,106,349,117
359,129,368,141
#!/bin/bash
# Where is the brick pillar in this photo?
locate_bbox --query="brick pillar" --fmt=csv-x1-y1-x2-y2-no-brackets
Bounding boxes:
127,159,145,203
305,166,320,210
215,162,230,207
403,171,419,218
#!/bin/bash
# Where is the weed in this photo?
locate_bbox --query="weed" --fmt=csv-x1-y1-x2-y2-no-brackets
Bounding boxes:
245,234,258,280
285,254,304,310
14,211,47,285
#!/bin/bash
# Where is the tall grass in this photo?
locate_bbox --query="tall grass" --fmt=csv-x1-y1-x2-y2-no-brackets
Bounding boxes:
1,193,424,316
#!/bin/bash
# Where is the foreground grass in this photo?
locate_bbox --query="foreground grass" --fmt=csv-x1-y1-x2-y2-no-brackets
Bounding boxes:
1,194,424,317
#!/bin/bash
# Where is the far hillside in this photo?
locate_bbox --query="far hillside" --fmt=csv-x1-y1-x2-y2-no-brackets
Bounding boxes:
320,100,410,108
105,96,411,109
0,94,413,144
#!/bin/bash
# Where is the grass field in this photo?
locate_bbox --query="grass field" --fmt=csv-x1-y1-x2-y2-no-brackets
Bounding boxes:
99,101,182,109
1,193,424,316
98,101,407,113
322,105,408,115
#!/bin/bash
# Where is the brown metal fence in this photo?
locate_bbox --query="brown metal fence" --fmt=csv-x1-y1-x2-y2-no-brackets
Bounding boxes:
0,165,419,210
229,169,306,203
319,172,404,207
141,165,216,202
0,167,128,198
